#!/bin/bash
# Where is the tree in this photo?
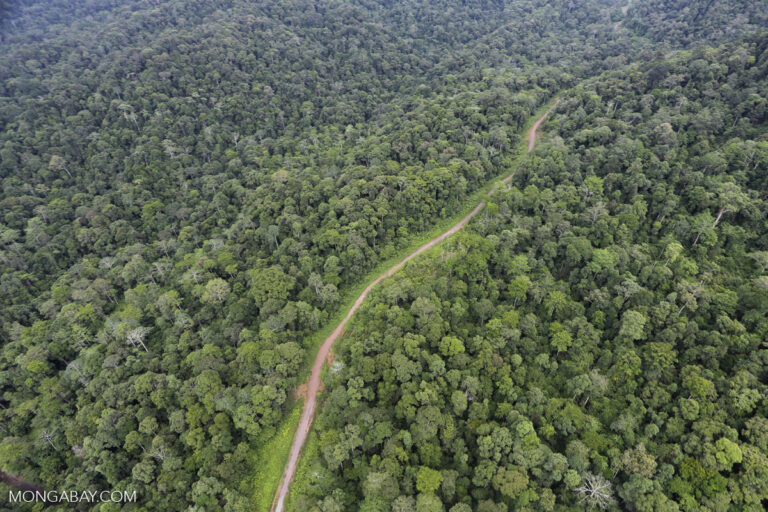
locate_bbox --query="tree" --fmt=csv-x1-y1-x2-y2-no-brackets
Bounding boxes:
550,322,573,353
250,266,295,313
714,438,742,471
710,181,749,231
439,336,465,357
663,242,683,266
545,290,569,319
416,466,443,494
621,444,657,478
508,276,530,306
202,278,230,305
747,251,768,273
619,310,646,341
49,155,72,178
127,326,151,352
574,473,614,510
415,493,444,512
492,466,528,498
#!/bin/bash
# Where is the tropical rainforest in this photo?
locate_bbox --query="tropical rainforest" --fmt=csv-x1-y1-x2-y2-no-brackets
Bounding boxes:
0,1,766,511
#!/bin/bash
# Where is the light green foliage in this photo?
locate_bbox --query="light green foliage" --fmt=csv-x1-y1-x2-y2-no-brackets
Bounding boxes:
202,277,231,305
619,310,647,341
439,336,465,358
416,466,444,494
492,466,529,498
290,38,768,512
714,438,743,470
1,1,766,511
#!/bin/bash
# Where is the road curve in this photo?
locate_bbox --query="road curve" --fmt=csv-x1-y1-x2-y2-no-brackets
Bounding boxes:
527,98,558,151
270,99,557,512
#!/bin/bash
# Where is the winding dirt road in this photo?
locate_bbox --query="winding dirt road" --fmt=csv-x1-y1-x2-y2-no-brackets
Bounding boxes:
527,98,558,152
270,100,557,512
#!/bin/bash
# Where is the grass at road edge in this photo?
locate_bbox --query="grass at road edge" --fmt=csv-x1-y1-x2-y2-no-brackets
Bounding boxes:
293,94,558,382
246,95,558,511
283,388,324,512
247,404,302,511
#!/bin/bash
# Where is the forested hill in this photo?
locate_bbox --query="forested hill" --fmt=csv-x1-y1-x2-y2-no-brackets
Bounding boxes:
0,0,624,327
623,0,768,46
290,36,768,512
0,0,766,511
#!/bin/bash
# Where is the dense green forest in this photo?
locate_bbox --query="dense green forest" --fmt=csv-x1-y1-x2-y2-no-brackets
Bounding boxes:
0,0,766,511
289,38,768,511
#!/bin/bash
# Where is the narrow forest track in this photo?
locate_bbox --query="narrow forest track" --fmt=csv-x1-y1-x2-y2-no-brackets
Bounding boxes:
270,100,557,512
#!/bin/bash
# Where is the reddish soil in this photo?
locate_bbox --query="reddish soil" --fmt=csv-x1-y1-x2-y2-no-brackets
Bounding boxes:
270,102,556,512
293,383,309,402
526,99,558,152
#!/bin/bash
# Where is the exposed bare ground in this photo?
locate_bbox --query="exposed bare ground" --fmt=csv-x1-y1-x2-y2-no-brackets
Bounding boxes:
526,102,555,151
270,101,557,512
292,382,309,402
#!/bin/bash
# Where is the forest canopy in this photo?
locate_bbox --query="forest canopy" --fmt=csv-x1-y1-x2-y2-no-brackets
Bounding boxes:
289,37,768,512
0,1,766,511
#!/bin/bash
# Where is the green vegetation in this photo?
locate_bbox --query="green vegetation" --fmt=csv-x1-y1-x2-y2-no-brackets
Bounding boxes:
289,38,768,511
295,97,559,378
286,403,323,512
274,98,554,510
249,403,302,512
623,0,767,46
0,0,766,511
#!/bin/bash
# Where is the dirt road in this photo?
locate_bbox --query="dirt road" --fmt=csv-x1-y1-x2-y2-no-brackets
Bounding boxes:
526,98,558,151
270,100,556,512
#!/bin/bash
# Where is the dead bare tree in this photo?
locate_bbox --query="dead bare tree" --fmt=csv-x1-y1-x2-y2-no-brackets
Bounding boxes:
42,430,57,450
127,326,151,352
574,473,614,510
148,446,167,462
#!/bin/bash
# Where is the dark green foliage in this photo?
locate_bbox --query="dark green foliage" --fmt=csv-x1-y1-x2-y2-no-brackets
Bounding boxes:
291,39,768,512
624,0,768,47
0,0,766,510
